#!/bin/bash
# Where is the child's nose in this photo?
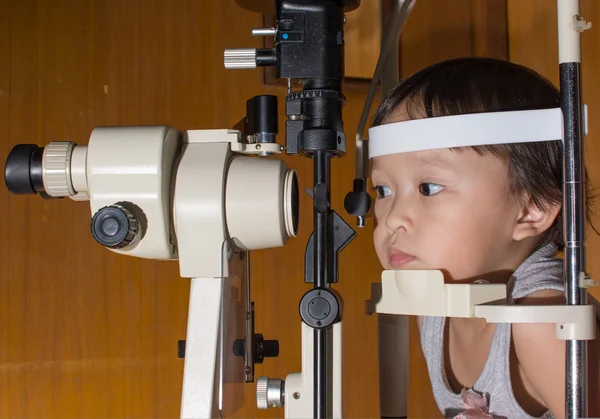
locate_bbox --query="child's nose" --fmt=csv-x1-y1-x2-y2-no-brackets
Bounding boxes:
385,201,412,232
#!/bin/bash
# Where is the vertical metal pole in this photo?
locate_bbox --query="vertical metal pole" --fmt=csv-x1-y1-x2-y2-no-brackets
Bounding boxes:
314,149,330,419
557,1,588,417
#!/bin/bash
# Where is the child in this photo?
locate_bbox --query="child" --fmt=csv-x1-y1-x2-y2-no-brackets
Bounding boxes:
369,57,599,418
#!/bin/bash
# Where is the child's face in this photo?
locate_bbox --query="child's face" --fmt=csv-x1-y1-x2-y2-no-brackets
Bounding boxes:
371,143,528,282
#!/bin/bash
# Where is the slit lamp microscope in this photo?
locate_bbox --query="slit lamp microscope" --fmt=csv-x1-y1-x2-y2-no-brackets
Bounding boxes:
3,1,598,418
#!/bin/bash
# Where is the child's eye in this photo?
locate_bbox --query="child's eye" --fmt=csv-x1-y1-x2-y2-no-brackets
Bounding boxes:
419,183,444,196
374,185,392,198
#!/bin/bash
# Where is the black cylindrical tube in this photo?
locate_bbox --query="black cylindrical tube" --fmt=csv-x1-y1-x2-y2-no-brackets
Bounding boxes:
256,48,277,67
248,95,278,136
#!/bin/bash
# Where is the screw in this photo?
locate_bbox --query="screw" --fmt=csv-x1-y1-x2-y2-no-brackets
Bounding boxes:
245,366,251,374
246,311,251,320
293,392,300,399
256,144,262,150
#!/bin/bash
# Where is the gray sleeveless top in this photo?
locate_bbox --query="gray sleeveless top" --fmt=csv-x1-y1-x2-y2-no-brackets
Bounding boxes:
420,243,564,418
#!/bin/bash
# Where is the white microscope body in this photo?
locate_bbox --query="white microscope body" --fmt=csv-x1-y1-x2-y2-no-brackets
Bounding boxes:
6,122,344,418
34,127,300,418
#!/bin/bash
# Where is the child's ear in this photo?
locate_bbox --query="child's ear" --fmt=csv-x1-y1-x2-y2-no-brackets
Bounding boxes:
513,196,561,241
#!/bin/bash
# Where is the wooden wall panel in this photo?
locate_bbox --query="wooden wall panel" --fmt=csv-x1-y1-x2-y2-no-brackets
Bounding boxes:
399,0,508,76
344,0,381,80
0,1,382,417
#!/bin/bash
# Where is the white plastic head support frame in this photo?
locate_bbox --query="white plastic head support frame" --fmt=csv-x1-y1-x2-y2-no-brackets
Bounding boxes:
367,107,588,158
365,106,596,342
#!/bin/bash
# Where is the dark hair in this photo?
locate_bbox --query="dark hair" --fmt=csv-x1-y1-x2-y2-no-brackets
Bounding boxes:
371,57,595,248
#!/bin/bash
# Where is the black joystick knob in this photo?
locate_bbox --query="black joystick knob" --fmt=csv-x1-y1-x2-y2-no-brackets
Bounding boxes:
4,144,45,195
91,203,139,249
344,178,372,217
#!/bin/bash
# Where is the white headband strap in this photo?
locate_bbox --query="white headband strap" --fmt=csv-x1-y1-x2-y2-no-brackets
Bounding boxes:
368,107,568,158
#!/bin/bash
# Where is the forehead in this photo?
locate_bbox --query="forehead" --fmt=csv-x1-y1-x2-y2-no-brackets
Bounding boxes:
371,148,455,170
370,147,509,183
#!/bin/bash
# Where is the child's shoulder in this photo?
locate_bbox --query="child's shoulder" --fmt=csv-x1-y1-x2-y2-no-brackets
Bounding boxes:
511,288,573,418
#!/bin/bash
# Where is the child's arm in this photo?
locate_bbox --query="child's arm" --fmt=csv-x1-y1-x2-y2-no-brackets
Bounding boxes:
513,289,600,419
513,317,565,418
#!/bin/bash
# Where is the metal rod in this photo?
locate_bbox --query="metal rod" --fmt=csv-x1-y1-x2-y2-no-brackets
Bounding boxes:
557,0,588,417
354,0,417,181
314,149,328,289
314,149,330,418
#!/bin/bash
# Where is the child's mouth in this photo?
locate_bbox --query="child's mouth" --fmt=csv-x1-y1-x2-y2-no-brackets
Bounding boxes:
388,250,417,268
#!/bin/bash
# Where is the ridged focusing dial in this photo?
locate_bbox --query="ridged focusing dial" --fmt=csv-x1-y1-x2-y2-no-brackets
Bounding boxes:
224,49,257,69
91,203,139,249
256,376,284,409
43,141,76,197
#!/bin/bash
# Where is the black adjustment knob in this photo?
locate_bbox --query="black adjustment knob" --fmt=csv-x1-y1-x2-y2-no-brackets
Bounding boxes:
253,334,279,364
344,178,372,217
177,340,186,358
262,339,279,358
91,203,139,249
299,288,341,329
232,338,245,357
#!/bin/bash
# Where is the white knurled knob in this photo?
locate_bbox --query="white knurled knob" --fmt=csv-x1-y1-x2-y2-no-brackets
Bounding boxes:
42,141,76,197
224,48,257,69
256,377,269,409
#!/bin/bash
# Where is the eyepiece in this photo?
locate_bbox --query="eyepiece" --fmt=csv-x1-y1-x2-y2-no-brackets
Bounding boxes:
4,144,45,195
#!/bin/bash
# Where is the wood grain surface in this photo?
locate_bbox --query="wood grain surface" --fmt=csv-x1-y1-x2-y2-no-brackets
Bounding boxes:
0,1,383,417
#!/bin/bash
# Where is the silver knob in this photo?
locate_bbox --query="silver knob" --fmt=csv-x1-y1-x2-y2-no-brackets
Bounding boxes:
357,215,366,227
252,27,276,36
256,376,284,409
224,49,257,69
